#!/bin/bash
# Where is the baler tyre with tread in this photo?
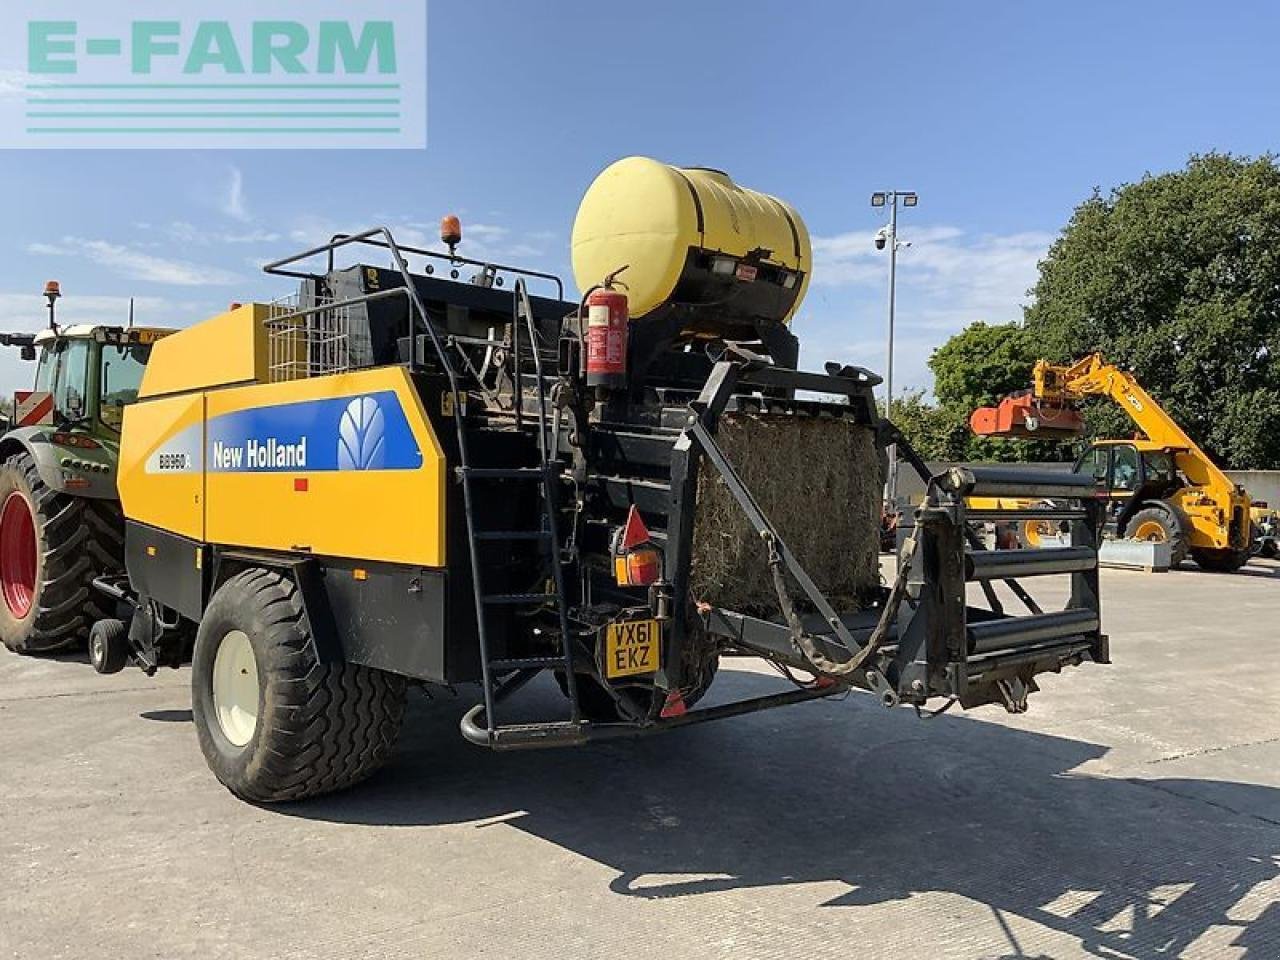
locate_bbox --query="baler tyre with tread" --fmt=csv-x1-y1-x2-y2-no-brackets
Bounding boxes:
1126,505,1187,568
0,452,122,655
1189,547,1250,573
191,567,408,804
88,618,129,674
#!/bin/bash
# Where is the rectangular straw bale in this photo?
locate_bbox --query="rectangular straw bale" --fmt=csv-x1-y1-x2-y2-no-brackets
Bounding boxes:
690,413,883,616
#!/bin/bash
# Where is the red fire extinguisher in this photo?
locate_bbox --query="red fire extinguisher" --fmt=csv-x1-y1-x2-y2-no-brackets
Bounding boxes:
584,267,629,391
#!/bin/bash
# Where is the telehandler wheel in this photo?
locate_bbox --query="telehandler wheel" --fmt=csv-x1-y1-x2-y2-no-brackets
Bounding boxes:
1189,547,1250,573
191,568,408,804
88,618,129,674
1127,506,1188,568
0,452,123,655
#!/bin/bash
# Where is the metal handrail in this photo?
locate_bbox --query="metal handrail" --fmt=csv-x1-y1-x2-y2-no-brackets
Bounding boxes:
262,230,565,302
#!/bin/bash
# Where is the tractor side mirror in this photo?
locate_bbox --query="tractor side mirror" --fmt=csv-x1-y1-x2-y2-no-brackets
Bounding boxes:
19,345,35,361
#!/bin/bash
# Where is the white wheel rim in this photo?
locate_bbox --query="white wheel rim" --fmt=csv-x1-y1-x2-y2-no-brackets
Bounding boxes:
211,630,259,747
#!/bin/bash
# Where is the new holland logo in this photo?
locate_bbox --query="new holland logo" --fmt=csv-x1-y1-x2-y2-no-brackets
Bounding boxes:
338,396,386,470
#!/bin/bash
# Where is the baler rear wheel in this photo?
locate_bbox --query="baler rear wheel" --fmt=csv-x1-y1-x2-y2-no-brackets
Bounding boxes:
191,567,407,803
0,452,122,655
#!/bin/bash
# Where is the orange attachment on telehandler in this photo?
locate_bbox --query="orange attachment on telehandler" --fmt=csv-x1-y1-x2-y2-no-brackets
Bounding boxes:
969,392,1085,439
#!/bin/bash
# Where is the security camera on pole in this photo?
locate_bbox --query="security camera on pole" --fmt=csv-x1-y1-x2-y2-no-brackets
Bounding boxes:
870,190,916,510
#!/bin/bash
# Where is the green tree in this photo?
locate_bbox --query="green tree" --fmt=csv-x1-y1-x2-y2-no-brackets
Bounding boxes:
886,391,970,462
929,321,1039,412
1024,152,1280,469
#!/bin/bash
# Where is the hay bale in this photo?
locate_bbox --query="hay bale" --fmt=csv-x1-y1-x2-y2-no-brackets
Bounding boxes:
690,413,883,616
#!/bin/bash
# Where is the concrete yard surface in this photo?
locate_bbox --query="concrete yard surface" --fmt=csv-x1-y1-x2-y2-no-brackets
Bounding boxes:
2,560,1278,959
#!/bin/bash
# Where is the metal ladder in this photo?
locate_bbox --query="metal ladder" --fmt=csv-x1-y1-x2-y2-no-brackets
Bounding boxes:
456,279,584,746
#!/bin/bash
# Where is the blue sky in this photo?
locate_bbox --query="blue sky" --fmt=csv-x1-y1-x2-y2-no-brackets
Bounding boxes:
0,1,1276,398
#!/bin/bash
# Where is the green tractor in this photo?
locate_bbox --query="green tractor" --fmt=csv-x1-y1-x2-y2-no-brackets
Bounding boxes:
0,282,172,656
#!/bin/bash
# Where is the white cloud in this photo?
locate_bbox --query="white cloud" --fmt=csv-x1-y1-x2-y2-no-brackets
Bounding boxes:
26,237,242,286
221,167,250,222
0,293,177,332
798,225,1055,394
156,221,280,246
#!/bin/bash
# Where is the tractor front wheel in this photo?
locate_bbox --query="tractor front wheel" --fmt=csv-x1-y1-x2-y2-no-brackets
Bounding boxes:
0,452,122,655
191,568,407,803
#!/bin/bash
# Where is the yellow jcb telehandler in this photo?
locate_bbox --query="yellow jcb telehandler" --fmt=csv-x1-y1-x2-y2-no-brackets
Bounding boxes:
971,354,1253,571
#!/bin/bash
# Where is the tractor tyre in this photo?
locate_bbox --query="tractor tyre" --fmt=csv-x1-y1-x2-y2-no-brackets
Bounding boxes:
0,452,123,655
1127,505,1188,568
191,567,407,804
1190,547,1250,573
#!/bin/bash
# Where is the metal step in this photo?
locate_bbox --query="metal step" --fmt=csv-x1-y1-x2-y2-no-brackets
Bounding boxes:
489,721,589,750
481,592,557,605
474,530,551,542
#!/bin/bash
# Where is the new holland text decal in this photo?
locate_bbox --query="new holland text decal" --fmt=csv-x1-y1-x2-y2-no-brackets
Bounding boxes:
146,391,422,474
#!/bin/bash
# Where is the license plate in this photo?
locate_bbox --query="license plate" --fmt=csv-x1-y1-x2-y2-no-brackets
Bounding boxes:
604,619,661,679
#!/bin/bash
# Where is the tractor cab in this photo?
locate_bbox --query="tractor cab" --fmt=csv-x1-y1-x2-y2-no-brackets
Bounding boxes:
26,325,170,441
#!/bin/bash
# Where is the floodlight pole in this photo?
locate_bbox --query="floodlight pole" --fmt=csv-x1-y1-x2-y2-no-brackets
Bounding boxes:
885,196,899,506
872,190,916,510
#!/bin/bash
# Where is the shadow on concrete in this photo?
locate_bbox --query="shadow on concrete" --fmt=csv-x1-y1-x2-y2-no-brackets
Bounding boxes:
140,708,192,723
277,670,1279,960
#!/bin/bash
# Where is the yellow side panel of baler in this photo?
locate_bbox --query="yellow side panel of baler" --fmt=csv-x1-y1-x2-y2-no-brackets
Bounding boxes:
203,367,447,567
139,303,271,399
118,392,206,541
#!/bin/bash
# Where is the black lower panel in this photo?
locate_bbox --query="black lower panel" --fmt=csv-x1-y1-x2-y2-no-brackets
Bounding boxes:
125,522,206,622
319,559,449,684
126,522,454,684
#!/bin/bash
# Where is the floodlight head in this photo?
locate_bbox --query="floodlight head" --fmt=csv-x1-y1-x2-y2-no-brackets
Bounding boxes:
870,192,887,207
902,192,918,207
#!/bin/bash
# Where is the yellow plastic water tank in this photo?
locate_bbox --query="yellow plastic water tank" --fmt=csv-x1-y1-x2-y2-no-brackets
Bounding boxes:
571,157,812,323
